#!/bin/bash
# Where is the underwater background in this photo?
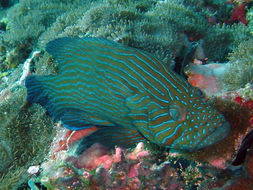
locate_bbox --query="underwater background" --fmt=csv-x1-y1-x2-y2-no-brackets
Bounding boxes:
0,0,253,189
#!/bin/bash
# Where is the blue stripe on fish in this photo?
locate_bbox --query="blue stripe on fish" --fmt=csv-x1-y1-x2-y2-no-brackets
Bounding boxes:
25,37,230,152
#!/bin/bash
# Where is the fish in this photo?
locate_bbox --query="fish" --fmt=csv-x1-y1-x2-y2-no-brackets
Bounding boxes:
25,37,230,153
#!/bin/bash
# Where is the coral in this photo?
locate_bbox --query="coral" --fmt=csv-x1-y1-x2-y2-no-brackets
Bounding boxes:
184,52,253,170
0,0,248,79
0,53,55,188
39,0,251,67
223,39,253,89
30,124,253,190
185,62,253,167
0,39,33,73
0,166,28,189
202,22,249,62
1,0,81,46
31,135,188,189
0,18,8,33
247,6,253,35
186,59,231,94
0,0,92,77
202,0,233,24
0,101,55,188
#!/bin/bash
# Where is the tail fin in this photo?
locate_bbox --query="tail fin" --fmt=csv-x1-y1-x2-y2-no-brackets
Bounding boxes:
25,75,111,131
25,75,51,107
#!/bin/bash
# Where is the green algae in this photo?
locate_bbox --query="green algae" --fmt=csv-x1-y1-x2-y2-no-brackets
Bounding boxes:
0,87,55,188
223,38,253,89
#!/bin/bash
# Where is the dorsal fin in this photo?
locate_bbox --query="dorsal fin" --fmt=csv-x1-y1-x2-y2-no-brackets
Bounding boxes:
46,37,124,72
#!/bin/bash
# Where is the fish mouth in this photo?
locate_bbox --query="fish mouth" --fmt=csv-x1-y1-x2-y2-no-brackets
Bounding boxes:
198,121,231,149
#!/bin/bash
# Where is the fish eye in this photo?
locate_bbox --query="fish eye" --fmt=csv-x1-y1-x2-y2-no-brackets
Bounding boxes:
168,105,181,121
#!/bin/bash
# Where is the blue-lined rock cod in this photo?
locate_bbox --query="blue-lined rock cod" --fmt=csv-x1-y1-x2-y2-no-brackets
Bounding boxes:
25,37,230,152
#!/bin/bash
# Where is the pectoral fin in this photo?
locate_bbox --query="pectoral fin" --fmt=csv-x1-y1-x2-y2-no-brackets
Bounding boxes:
125,93,156,141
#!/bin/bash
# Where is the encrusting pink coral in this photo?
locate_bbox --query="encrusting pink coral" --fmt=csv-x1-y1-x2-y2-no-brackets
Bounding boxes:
126,142,150,160
37,130,186,189
66,142,150,171
66,143,114,170
187,59,230,95
208,158,227,170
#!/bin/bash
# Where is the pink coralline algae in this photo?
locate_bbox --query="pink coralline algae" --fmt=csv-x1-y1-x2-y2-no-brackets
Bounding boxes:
32,126,186,189
66,143,117,170
186,59,231,94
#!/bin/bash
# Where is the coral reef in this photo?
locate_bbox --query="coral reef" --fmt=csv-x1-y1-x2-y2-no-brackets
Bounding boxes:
27,128,195,189
0,52,55,188
0,102,55,189
223,39,253,89
37,0,251,65
0,0,250,79
185,51,253,187
28,114,253,190
186,59,231,94
0,0,91,78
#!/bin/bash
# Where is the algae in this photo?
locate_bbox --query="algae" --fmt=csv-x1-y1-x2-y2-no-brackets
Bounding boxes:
223,38,253,89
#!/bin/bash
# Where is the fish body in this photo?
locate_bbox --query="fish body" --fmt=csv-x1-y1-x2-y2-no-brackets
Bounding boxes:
25,37,230,151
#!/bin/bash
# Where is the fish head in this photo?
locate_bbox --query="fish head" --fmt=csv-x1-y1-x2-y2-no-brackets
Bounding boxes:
150,87,230,151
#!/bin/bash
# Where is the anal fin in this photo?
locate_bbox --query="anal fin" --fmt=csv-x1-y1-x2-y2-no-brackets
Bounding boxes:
75,127,146,154
60,108,114,130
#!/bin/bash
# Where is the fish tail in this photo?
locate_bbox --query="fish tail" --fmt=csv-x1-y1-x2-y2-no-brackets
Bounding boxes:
25,75,112,130
25,75,54,108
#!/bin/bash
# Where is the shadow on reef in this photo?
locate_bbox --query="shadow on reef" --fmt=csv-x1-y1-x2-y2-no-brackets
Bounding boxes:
232,129,253,166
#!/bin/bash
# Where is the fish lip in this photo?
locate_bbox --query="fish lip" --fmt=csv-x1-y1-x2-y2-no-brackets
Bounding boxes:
198,121,230,149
